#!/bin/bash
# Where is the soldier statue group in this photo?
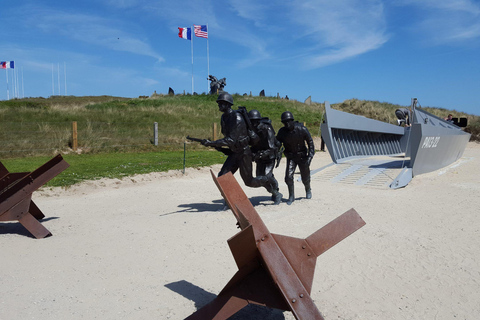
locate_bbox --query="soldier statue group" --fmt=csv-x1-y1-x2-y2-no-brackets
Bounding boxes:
200,92,315,205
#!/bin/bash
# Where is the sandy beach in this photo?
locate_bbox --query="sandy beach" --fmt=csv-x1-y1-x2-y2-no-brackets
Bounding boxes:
1,141,479,320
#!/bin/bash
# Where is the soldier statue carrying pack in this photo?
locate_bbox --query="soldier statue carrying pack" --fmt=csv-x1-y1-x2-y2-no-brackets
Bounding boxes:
276,111,315,205
199,92,281,203
248,109,283,204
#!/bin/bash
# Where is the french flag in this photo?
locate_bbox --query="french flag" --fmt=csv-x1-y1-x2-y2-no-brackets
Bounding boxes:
0,61,14,69
178,27,191,40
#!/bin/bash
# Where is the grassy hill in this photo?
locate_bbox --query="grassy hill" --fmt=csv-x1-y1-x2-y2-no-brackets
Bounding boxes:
1,94,478,159
1,94,478,187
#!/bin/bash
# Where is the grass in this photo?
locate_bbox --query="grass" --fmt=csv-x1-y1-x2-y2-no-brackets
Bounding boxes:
0,94,326,158
1,149,226,187
1,94,479,187
334,98,480,140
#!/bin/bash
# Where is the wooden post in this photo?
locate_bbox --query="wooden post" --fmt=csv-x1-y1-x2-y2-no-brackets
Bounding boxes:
183,142,186,174
72,121,78,151
213,122,218,141
153,122,159,146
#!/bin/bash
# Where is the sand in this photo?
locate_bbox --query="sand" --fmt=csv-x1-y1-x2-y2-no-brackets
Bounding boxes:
1,141,479,320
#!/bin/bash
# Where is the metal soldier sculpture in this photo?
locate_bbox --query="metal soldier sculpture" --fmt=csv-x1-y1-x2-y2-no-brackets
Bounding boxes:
201,92,278,199
395,107,411,127
248,109,283,205
276,111,315,205
208,75,227,95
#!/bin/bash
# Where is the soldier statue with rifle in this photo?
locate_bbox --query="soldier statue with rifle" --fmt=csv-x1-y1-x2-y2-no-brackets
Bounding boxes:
189,92,280,203
248,109,283,204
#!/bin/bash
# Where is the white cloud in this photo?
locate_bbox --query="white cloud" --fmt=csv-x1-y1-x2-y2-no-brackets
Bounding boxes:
142,1,218,29
394,0,480,44
120,0,389,69
25,7,164,61
288,0,389,68
309,34,387,67
228,0,267,27
197,0,389,69
141,0,271,67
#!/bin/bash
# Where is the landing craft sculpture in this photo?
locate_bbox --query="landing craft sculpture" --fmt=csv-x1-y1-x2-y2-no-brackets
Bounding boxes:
320,98,471,189
185,170,366,320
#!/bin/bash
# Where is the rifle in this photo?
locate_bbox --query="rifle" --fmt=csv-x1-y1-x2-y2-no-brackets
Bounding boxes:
237,106,260,144
186,136,206,144
237,106,254,131
186,136,232,156
275,146,284,168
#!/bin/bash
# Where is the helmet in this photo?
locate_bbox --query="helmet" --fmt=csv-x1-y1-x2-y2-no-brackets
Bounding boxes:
281,111,294,122
216,92,234,105
248,109,262,120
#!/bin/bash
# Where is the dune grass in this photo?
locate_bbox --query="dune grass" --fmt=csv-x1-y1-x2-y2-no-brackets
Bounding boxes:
0,94,326,158
1,94,478,187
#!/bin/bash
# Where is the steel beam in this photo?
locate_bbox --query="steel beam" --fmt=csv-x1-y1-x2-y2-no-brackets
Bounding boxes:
186,170,366,319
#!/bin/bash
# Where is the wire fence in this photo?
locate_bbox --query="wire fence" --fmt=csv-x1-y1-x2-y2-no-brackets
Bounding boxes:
0,121,187,158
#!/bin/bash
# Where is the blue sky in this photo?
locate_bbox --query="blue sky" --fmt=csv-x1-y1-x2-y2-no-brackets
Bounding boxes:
1,0,479,115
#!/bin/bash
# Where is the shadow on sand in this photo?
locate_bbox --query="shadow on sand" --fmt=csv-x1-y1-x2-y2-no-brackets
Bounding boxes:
165,280,286,320
0,217,58,238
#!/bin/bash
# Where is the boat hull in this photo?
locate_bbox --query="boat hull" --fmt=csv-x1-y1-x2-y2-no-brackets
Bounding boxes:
320,101,471,188
408,122,470,176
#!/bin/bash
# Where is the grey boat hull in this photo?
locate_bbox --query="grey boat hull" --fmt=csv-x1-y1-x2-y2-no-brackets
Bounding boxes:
320,101,471,189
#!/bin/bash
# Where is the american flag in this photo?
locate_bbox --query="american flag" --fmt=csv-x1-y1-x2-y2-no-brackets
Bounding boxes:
194,25,208,39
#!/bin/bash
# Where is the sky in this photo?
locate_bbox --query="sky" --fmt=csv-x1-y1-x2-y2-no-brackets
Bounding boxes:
1,0,479,115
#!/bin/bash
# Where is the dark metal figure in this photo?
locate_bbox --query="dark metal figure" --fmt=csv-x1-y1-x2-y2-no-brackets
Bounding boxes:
395,107,411,126
208,75,227,94
276,111,315,205
201,92,278,198
218,78,226,91
248,109,283,204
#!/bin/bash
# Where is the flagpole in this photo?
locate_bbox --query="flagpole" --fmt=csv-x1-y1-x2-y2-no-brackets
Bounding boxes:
13,66,16,98
15,63,19,98
191,27,194,94
64,62,67,95
22,66,24,98
14,65,17,98
57,63,61,96
5,68,9,100
207,24,210,94
12,65,15,98
52,64,54,96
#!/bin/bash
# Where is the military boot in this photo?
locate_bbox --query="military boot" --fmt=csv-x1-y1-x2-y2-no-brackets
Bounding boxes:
287,185,295,205
305,181,312,199
272,189,283,205
269,177,279,201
